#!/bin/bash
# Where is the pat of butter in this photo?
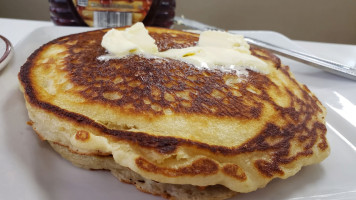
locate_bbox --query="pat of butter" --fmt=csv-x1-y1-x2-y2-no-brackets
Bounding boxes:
101,22,158,57
159,46,268,74
198,31,250,54
101,22,268,75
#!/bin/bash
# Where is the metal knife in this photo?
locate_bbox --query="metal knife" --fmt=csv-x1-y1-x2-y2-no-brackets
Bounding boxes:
174,16,356,81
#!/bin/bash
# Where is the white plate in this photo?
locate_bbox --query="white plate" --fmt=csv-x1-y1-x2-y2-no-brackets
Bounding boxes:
0,27,356,200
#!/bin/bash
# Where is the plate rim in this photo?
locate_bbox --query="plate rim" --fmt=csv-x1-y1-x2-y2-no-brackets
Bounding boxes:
0,35,13,70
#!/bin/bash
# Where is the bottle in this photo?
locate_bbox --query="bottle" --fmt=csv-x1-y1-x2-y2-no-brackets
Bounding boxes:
48,0,175,28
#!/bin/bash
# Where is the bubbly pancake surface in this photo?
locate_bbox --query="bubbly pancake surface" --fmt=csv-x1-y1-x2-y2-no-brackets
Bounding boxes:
18,27,329,195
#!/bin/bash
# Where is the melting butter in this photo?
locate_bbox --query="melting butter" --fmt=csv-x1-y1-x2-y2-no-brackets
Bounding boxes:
101,22,269,75
101,22,158,57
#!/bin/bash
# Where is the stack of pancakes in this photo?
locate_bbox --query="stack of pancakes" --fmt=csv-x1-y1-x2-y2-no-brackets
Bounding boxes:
18,26,329,199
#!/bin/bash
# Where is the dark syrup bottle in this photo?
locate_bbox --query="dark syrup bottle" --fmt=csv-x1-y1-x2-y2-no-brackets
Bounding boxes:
48,0,175,28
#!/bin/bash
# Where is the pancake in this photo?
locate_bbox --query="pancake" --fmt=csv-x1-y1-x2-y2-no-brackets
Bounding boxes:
18,25,329,199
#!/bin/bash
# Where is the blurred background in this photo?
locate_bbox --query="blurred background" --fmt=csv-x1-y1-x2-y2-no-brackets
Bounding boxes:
0,0,355,44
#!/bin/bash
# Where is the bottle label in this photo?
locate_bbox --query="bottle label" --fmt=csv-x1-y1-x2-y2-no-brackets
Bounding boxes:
73,0,153,27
